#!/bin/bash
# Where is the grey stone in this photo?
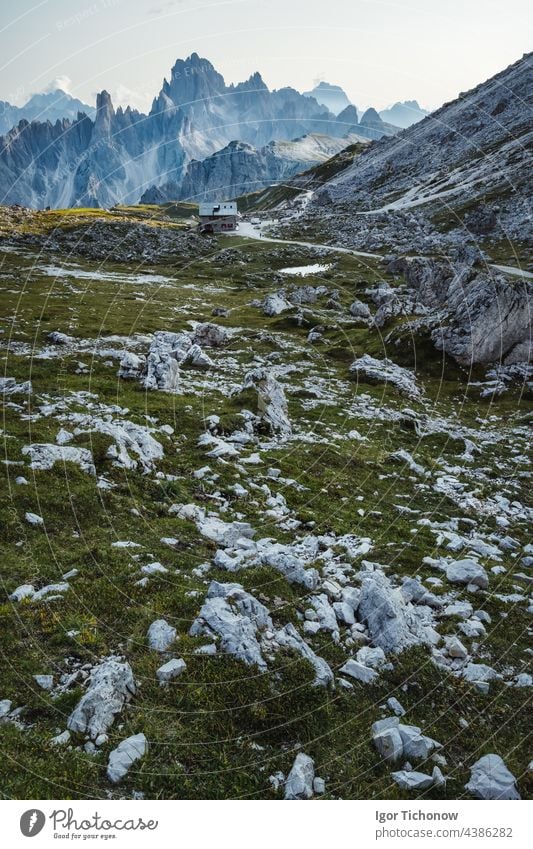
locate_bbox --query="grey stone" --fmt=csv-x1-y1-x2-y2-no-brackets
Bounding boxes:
284,753,315,800
107,733,148,784
156,658,186,684
465,754,520,800
147,619,177,652
67,658,136,740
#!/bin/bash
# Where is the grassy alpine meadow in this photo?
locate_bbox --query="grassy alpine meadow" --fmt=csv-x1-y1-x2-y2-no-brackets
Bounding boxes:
0,205,531,801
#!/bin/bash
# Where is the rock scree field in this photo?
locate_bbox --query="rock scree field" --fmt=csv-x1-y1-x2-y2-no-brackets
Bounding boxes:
0,199,531,800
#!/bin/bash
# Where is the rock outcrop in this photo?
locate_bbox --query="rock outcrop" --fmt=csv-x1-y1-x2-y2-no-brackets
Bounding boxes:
67,659,136,740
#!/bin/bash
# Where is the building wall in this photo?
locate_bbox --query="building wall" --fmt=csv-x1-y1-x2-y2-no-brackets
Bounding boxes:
199,215,237,233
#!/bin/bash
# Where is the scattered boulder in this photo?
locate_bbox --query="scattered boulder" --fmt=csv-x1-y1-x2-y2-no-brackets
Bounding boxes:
392,769,434,791
445,559,488,589
465,754,520,800
350,354,421,398
156,658,186,684
242,368,292,436
107,733,148,784
357,569,437,654
284,753,315,800
67,658,136,740
189,581,272,670
22,444,96,475
372,717,403,762
263,293,292,316
147,620,177,652
190,582,333,686
118,351,145,380
192,322,229,347
349,299,372,320
339,659,378,684
25,512,44,526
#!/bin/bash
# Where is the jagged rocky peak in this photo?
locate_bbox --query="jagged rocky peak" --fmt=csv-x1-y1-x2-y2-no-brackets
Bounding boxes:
379,99,428,128
92,90,115,139
303,81,352,115
163,52,226,106
359,107,383,128
232,71,269,92
336,104,359,126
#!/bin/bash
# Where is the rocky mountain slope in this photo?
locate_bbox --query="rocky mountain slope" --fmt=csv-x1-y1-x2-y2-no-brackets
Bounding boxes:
0,54,398,209
141,134,366,203
0,204,531,800
273,53,532,258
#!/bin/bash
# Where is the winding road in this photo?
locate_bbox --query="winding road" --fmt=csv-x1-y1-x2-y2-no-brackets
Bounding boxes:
230,221,533,280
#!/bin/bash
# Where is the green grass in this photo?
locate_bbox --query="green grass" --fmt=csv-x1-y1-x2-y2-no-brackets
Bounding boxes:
0,205,531,799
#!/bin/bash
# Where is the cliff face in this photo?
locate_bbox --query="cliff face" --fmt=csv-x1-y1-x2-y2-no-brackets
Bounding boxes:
142,135,358,203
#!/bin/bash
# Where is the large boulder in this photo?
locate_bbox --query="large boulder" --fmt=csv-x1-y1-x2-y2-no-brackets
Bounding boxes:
67,659,136,740
350,354,420,398
357,569,437,654
465,754,521,799
445,559,489,589
284,753,315,800
107,733,148,784
107,734,148,784
242,368,292,436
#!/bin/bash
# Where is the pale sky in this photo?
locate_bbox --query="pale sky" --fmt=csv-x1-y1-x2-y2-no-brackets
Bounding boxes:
1,0,531,112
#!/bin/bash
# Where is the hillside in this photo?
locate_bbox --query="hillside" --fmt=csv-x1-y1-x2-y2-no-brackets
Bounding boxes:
0,197,532,799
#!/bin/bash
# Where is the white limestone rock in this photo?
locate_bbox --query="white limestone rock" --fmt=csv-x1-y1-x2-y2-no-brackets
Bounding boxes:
10,584,36,602
67,658,136,740
392,769,434,791
190,581,272,670
192,322,229,347
156,658,186,684
372,717,403,762
445,559,489,589
398,724,439,760
263,293,292,316
445,635,468,659
0,699,13,720
350,354,421,398
339,659,378,684
22,444,96,475
147,619,177,652
465,754,520,800
25,512,44,526
242,368,292,436
284,753,315,800
463,663,501,684
276,623,334,688
357,569,437,654
34,675,54,690
107,733,148,784
118,351,145,380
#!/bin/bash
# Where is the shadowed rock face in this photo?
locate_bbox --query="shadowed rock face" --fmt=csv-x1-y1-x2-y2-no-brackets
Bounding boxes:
142,135,353,203
388,253,532,365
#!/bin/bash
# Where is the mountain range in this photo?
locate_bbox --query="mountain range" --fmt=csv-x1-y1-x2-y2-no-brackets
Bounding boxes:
0,54,401,209
303,81,428,127
0,89,95,136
